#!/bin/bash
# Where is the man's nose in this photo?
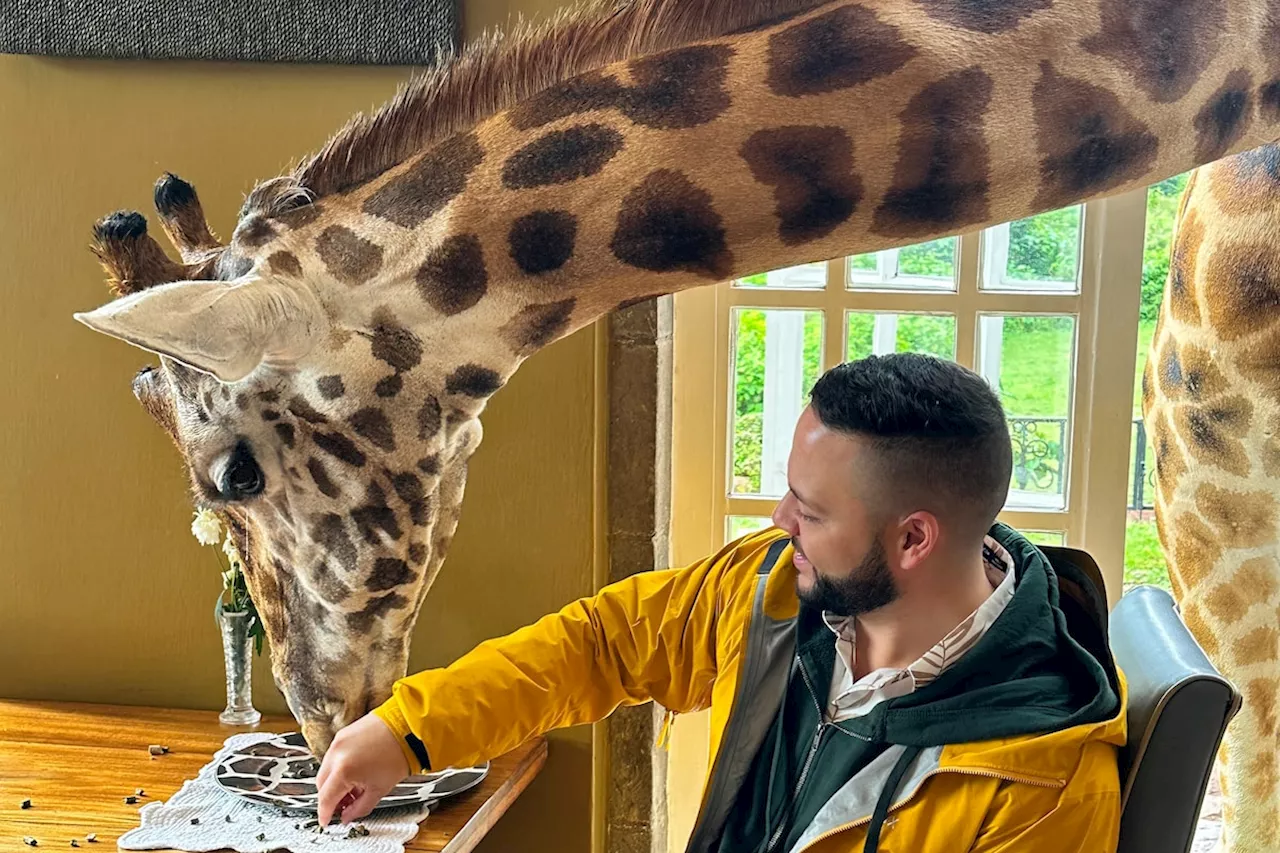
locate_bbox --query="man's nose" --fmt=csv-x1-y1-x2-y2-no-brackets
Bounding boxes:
772,493,797,534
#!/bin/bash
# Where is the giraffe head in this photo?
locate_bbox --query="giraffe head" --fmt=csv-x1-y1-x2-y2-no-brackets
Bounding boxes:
77,173,500,755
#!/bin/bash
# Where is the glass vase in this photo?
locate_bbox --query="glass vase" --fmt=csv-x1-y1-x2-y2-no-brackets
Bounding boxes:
216,591,262,726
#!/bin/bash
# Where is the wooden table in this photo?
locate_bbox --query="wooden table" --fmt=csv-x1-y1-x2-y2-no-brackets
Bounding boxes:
0,700,546,853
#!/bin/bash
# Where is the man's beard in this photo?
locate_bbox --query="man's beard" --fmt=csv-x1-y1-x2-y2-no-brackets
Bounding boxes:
796,536,899,617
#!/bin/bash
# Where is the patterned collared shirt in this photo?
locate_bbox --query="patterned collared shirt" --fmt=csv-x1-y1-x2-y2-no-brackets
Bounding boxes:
822,536,1017,723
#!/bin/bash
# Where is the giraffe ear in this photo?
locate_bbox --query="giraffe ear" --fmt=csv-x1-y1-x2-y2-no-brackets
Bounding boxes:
74,277,325,383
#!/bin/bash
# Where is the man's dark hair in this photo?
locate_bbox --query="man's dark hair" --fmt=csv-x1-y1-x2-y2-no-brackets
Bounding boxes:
809,353,1013,539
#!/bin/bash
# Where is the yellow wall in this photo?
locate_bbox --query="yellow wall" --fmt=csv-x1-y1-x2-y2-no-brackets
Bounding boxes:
0,1,589,849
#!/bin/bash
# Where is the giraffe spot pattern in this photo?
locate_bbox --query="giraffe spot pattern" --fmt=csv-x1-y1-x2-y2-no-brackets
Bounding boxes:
501,124,625,189
376,375,404,398
1214,143,1280,216
260,409,280,422
611,169,733,278
367,558,417,592
741,125,862,246
1030,62,1159,211
1205,582,1250,625
1249,677,1279,738
351,483,403,544
370,319,423,373
500,298,578,356
316,225,383,287
1261,80,1280,122
872,68,993,237
275,423,296,448
507,46,734,131
1082,0,1224,103
766,5,918,97
1172,512,1221,593
1236,626,1280,665
408,542,428,565
392,472,430,526
346,592,408,632
416,234,488,315
314,432,366,467
349,408,396,452
288,397,328,425
273,203,322,229
417,396,443,439
317,376,345,400
417,455,441,475
1235,557,1280,603
1248,752,1279,803
509,211,578,275
1176,397,1252,477
307,458,341,499
363,131,484,228
1203,241,1280,340
1167,210,1203,325
913,0,1053,33
236,215,278,249
312,513,357,574
445,364,504,398
1195,482,1277,549
268,250,302,277
1194,70,1254,163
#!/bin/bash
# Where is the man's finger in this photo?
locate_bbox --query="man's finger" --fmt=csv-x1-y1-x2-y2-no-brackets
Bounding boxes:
315,758,330,792
340,786,382,823
315,772,353,827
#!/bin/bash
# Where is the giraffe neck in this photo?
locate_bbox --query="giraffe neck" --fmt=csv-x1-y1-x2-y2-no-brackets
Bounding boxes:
386,0,1277,351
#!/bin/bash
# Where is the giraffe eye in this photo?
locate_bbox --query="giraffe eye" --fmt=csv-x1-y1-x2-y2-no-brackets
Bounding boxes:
220,441,265,500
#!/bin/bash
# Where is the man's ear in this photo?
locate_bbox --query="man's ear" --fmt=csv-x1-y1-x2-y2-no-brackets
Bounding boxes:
898,511,941,570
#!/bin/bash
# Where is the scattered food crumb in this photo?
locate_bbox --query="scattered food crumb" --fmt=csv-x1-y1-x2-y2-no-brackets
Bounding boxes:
255,833,266,842
224,816,232,823
70,841,79,848
190,818,200,826
123,796,138,805
135,789,145,797
85,835,97,843
21,799,32,809
23,838,37,847
147,745,169,756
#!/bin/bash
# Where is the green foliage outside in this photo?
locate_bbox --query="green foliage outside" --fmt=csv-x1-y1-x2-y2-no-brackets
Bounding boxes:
730,179,1191,588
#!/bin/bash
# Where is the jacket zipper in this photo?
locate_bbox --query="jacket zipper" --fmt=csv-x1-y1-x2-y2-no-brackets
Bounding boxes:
790,766,1066,853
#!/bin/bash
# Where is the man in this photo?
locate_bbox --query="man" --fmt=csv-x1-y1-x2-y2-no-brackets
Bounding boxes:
316,353,1127,852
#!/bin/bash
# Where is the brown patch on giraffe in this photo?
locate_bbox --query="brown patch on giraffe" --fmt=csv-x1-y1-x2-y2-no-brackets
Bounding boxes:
1030,63,1159,210
369,315,423,373
260,409,280,422
367,558,417,592
1262,80,1280,123
1205,582,1250,625
363,131,485,228
417,455,441,476
376,375,404,398
417,397,443,440
236,215,278,249
392,472,430,526
316,225,383,287
913,0,1052,33
346,592,408,633
314,432,366,467
1175,397,1252,477
1248,752,1279,803
1236,626,1280,666
445,364,504,398
500,299,578,356
1195,482,1277,549
416,234,488,316
1262,414,1280,478
408,542,428,565
1250,678,1280,738
1236,329,1280,402
1214,144,1280,216
1176,344,1228,401
611,169,733,278
1180,599,1220,656
767,5,917,98
273,202,323,229
268,251,302,278
349,408,396,452
1167,210,1203,326
501,124,625,189
1203,241,1280,341
312,513,357,574
507,46,734,132
871,68,993,238
352,483,403,544
741,126,862,246
317,376,345,400
1081,0,1224,103
1236,557,1280,603
307,458,341,499
1194,70,1254,163
289,396,329,425
275,423,296,449
1172,513,1222,593
509,211,578,275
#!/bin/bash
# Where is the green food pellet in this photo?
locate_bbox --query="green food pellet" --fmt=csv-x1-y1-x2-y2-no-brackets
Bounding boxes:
190,818,200,825
124,796,138,805
21,799,31,809
256,833,266,842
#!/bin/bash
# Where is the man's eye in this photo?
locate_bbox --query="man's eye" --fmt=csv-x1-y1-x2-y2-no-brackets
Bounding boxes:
800,513,820,524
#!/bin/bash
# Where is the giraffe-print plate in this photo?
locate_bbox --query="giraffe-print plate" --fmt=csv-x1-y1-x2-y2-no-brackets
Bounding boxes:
213,732,488,813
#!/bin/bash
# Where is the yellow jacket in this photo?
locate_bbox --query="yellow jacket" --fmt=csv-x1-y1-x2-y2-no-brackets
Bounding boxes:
374,527,1127,852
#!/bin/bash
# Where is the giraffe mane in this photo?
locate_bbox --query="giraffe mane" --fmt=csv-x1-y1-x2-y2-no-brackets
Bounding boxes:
244,0,823,214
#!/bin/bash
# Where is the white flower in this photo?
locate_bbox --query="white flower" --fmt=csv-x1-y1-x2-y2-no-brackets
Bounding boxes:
222,534,242,567
191,509,224,546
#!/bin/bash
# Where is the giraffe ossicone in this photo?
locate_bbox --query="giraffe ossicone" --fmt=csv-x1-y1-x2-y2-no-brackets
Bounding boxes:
72,0,1280,761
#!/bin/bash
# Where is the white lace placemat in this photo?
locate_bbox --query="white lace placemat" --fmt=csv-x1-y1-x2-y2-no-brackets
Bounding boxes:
117,732,430,853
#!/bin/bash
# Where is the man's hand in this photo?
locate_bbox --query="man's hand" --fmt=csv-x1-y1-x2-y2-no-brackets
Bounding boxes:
315,713,412,825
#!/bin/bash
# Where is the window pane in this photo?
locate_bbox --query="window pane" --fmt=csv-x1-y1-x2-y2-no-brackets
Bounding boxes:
731,308,824,498
983,206,1081,292
1122,172,1187,592
849,253,877,272
736,262,827,290
979,314,1076,511
1022,530,1066,547
897,237,957,280
847,313,956,362
726,515,774,544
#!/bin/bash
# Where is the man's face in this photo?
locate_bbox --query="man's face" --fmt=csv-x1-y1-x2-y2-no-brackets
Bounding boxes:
770,407,899,617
